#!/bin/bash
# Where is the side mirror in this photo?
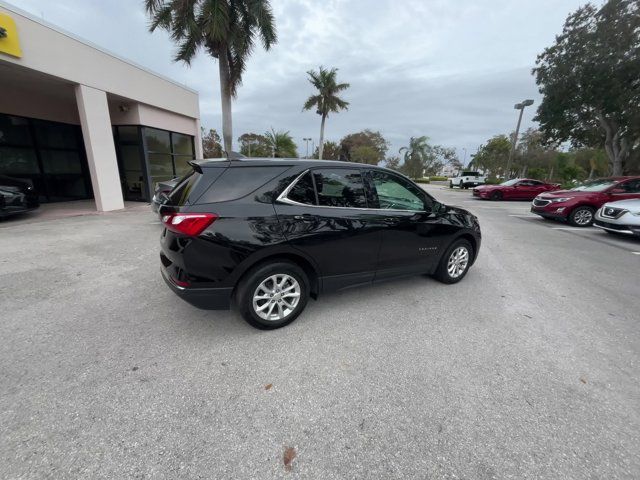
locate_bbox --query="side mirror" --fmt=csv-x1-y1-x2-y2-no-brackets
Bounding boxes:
429,201,445,214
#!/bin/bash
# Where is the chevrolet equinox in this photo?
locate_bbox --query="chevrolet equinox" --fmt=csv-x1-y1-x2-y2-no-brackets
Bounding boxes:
159,159,481,329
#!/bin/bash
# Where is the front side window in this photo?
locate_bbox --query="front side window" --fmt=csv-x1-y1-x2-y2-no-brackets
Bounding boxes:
618,179,640,193
370,170,425,211
312,169,367,208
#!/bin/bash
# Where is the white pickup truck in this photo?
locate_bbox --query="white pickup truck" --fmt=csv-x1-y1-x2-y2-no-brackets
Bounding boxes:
449,171,487,189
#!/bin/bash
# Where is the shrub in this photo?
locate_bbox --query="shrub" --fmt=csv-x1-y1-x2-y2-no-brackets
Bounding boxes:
414,178,430,184
428,176,448,181
484,177,502,185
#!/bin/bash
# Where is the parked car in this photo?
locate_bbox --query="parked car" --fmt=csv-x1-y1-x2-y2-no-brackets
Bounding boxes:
159,159,482,329
594,199,640,237
151,177,179,213
473,178,560,200
449,171,486,189
0,175,39,218
531,177,640,227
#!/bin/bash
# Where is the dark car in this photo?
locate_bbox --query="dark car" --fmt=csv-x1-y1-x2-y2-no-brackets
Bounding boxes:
531,177,640,227
473,178,560,201
0,175,39,218
159,159,482,329
151,177,179,213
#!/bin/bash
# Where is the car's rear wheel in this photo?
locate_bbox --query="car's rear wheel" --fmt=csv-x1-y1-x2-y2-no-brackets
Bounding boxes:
490,191,503,201
449,181,453,189
569,206,595,227
433,239,473,284
237,261,309,330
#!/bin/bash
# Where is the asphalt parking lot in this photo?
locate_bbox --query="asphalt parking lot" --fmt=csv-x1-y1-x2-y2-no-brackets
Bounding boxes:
1,185,639,479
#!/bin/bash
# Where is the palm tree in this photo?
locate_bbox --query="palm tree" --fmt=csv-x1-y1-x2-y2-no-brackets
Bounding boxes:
145,0,277,154
399,136,432,179
264,128,298,158
303,66,349,159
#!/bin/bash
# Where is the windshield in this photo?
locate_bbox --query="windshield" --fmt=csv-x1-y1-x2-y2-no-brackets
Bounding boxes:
500,179,519,186
571,179,618,192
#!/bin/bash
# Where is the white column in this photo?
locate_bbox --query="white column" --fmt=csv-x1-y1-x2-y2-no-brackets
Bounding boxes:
194,117,204,158
74,84,124,212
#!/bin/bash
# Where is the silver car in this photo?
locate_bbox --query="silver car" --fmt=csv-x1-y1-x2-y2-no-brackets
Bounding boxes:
594,199,640,237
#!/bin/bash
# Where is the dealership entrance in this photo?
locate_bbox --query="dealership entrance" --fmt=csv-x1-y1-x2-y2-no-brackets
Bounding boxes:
0,113,93,203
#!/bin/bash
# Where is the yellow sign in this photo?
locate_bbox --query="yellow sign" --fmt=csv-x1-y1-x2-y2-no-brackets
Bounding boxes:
0,13,22,58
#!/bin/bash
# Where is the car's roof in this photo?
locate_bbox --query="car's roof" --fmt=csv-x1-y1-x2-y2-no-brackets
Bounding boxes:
197,158,380,169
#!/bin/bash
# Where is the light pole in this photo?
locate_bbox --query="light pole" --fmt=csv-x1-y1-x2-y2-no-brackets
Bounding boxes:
462,148,467,165
506,99,534,178
303,137,312,158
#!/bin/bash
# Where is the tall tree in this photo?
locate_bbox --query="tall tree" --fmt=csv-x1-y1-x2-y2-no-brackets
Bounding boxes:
398,137,435,179
264,128,298,158
340,130,389,164
145,0,277,153
303,66,349,159
202,128,224,157
472,135,512,176
533,0,640,175
311,141,341,160
237,132,270,157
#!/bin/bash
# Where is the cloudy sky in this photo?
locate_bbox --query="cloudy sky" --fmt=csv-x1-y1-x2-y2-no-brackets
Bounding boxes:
16,0,585,162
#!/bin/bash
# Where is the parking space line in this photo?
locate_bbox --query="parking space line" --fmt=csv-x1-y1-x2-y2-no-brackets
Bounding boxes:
632,252,640,255
552,227,588,231
509,214,536,217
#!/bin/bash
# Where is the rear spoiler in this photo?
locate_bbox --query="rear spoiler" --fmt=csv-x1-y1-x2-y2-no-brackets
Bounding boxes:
188,161,203,174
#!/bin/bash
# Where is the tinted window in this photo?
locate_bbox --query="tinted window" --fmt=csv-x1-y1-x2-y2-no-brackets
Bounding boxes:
0,115,32,146
168,171,201,206
619,180,640,193
287,172,317,205
199,166,289,203
313,169,367,208
371,170,425,211
462,171,480,176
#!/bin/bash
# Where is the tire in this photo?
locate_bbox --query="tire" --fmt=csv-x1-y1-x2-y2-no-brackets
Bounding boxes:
433,239,473,284
236,261,309,330
568,206,595,227
449,182,453,189
490,191,503,201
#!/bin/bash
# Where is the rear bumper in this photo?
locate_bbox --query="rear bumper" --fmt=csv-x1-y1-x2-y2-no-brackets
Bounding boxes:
161,267,233,310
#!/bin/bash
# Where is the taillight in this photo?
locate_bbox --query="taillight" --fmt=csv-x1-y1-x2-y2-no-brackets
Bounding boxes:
162,213,218,236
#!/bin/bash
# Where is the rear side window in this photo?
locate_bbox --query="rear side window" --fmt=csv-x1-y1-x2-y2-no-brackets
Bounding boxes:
167,171,201,206
313,169,367,208
287,172,317,205
198,166,289,204
462,171,480,176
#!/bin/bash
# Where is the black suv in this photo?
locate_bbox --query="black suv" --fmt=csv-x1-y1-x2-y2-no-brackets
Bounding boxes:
159,159,481,329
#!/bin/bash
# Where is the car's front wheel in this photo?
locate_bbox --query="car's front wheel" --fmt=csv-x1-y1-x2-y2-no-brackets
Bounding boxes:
569,206,595,227
433,239,473,284
490,191,503,201
237,261,309,329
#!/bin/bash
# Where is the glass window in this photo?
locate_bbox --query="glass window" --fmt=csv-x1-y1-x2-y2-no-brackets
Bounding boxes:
33,121,79,149
619,180,640,193
0,115,32,146
145,128,171,153
173,155,193,177
117,126,140,144
287,172,317,205
120,145,143,172
40,150,83,174
313,168,367,208
172,133,194,156
199,166,289,203
572,179,618,192
371,170,425,211
149,153,174,178
0,147,39,174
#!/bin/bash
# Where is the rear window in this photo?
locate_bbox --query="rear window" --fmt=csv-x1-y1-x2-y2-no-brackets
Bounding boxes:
167,171,201,206
462,171,480,176
197,166,289,204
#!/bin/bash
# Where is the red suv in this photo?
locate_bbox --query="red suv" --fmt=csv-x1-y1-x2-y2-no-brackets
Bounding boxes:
531,177,640,227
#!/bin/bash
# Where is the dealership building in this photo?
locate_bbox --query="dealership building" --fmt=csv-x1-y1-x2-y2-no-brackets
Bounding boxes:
0,2,203,211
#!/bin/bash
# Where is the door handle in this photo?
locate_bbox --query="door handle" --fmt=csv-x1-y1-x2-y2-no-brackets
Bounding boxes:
294,214,317,221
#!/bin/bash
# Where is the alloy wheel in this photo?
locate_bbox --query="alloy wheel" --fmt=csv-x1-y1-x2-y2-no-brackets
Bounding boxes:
573,209,593,226
447,246,469,279
252,274,301,321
